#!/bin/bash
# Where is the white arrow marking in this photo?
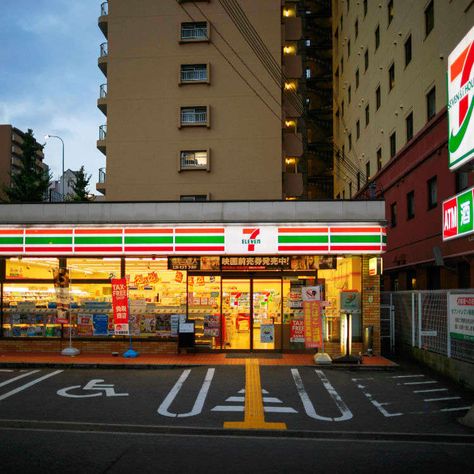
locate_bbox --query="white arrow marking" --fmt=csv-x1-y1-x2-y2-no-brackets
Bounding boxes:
157,368,215,418
291,369,353,422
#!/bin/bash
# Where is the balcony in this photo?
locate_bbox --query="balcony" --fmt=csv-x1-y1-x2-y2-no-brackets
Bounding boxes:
96,167,106,195
98,42,108,76
180,22,209,42
97,83,107,115
97,125,107,155
98,1,108,37
179,150,210,171
179,107,209,128
180,65,209,84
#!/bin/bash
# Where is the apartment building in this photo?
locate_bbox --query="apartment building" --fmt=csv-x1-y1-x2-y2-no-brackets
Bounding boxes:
0,125,48,201
96,0,333,201
332,0,474,289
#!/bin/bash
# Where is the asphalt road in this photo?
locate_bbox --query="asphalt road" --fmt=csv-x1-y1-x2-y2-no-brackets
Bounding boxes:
0,363,473,473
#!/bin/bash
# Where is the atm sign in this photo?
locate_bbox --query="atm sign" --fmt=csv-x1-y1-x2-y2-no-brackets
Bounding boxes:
443,186,474,240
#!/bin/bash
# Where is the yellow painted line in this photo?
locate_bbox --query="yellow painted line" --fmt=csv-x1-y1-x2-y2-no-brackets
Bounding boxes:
224,359,287,430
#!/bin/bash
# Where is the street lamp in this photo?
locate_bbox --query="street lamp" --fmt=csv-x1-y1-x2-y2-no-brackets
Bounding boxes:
45,134,65,201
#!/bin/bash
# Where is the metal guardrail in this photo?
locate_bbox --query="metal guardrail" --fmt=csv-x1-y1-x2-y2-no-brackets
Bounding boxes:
180,152,208,169
100,83,107,98
100,42,108,57
98,167,106,183
181,26,208,40
101,1,108,16
99,125,107,140
180,109,207,125
181,68,207,82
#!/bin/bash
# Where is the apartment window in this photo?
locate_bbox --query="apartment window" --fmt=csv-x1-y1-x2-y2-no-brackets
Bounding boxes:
355,19,359,39
364,0,368,17
375,25,380,50
425,1,434,37
349,181,353,197
407,191,415,219
427,176,437,210
406,112,413,142
387,0,394,26
376,85,381,110
305,68,311,79
390,131,396,158
455,171,469,193
341,57,344,74
426,86,436,121
348,133,352,151
355,69,360,89
179,150,209,171
347,39,351,57
388,63,395,91
342,145,345,160
364,49,369,71
365,105,370,126
180,64,209,83
356,120,360,139
348,86,351,104
180,106,209,127
390,202,397,227
404,35,412,66
341,100,345,117
365,161,370,182
340,16,343,32
180,22,208,41
180,195,208,201
377,147,382,170
357,172,361,190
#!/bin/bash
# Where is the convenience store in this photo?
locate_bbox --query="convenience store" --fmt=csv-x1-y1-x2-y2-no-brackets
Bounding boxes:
0,201,386,356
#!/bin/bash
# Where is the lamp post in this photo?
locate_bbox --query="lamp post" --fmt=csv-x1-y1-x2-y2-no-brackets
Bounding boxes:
45,134,65,201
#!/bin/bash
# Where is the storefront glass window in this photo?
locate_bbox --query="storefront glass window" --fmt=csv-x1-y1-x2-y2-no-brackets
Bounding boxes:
68,258,121,280
6,258,59,280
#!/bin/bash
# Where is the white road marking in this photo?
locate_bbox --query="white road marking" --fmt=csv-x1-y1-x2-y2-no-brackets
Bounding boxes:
157,368,215,418
424,396,461,402
440,406,471,412
403,381,437,385
0,371,63,401
0,370,14,373
265,407,297,413
0,370,41,388
392,375,425,379
212,406,244,412
355,383,403,417
413,388,448,394
226,396,282,403
292,369,353,422
57,379,129,398
351,378,374,382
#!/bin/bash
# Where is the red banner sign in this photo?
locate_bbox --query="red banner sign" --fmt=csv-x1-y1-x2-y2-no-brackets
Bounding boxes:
111,278,129,333
303,301,323,348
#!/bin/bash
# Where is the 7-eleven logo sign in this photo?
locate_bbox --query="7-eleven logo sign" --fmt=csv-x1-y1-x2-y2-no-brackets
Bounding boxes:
448,26,474,170
242,228,261,251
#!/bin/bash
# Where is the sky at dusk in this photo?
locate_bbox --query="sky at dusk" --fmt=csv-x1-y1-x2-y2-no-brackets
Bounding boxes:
0,0,105,192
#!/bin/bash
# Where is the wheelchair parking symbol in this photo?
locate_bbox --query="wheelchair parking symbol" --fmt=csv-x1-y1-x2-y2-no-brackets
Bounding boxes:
57,379,129,398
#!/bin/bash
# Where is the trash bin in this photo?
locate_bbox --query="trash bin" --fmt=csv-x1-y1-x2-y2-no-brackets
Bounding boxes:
363,325,374,356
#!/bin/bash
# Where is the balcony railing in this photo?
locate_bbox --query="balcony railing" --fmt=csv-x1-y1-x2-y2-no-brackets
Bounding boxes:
180,152,208,170
98,167,106,183
181,109,207,125
181,26,208,41
99,124,107,140
100,83,107,98
181,68,207,82
100,42,108,57
100,1,108,16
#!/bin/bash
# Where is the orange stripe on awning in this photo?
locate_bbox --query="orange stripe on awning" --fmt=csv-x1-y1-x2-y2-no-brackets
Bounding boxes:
450,45,470,80
75,228,122,234
0,229,23,235
25,229,73,235
175,228,224,234
330,227,382,233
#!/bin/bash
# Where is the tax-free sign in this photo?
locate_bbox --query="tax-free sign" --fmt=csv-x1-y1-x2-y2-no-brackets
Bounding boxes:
448,26,474,170
443,186,474,240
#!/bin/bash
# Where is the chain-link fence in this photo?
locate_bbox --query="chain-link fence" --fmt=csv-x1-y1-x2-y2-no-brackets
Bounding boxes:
381,290,474,364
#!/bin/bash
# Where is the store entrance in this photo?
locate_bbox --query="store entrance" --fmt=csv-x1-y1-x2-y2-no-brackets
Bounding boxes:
222,277,281,351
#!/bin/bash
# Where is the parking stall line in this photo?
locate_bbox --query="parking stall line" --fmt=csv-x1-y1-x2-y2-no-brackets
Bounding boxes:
0,370,41,388
424,396,462,402
413,388,448,394
403,381,437,386
440,406,471,412
0,370,63,401
391,375,425,379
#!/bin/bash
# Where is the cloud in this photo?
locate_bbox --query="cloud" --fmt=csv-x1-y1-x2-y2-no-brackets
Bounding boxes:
16,13,69,36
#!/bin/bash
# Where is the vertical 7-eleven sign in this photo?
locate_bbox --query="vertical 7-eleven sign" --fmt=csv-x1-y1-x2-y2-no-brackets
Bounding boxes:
448,26,474,170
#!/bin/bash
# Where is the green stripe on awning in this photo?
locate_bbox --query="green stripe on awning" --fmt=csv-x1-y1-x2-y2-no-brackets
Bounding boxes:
75,236,122,245
124,236,173,244
278,235,328,243
331,235,381,243
175,236,225,244
0,237,23,244
25,237,72,245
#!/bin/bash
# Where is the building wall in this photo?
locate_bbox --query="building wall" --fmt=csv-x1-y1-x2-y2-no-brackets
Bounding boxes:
332,0,474,198
0,125,12,198
102,0,283,201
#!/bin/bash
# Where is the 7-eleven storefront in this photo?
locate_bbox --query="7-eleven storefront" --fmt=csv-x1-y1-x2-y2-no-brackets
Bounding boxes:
0,202,386,356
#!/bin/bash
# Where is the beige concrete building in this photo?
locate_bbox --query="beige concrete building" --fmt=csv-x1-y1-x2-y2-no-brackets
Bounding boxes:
0,125,48,201
96,0,333,201
332,0,474,198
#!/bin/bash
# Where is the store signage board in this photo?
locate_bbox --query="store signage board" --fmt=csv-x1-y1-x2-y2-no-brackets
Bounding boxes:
340,291,361,314
0,224,386,256
447,26,474,171
442,186,474,240
448,294,474,342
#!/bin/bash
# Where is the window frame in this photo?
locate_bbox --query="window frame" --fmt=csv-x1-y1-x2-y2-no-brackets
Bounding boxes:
390,202,397,227
179,63,210,85
179,105,210,128
390,131,397,158
424,0,434,38
375,85,381,110
406,190,415,220
406,111,414,142
388,63,395,91
427,175,437,210
178,149,211,172
180,21,210,43
375,24,380,50
365,104,370,127
426,86,436,121
404,34,412,67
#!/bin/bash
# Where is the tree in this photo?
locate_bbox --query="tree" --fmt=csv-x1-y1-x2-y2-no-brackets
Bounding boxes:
3,129,51,202
69,166,92,201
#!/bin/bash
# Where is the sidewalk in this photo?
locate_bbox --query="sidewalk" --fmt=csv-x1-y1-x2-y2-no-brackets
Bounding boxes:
0,351,398,369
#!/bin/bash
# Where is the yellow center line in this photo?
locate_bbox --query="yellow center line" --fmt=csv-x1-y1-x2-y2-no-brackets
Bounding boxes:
224,359,287,430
